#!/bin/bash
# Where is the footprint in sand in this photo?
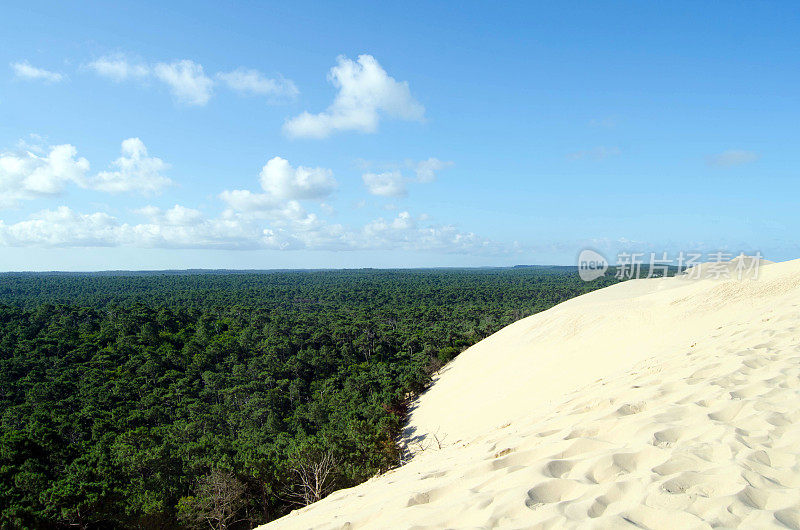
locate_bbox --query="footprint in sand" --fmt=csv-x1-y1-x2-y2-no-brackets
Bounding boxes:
525,479,584,509
542,459,575,479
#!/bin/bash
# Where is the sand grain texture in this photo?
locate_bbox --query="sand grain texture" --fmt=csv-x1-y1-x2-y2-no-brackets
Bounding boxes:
263,258,800,529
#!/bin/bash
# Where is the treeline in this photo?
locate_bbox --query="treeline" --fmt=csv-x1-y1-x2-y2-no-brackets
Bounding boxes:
0,268,618,529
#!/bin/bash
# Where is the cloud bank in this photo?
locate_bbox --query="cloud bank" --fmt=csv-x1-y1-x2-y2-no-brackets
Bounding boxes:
0,206,498,254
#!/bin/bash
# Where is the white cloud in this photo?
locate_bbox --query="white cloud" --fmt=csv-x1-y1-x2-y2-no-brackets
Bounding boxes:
0,206,278,250
216,68,298,100
411,157,453,182
707,150,759,167
362,170,406,197
219,189,281,213
86,56,212,105
259,156,336,200
11,61,64,83
0,206,119,247
0,143,89,207
357,211,495,253
85,54,149,82
0,141,501,254
15,134,48,154
284,54,424,139
392,210,415,230
218,192,314,229
566,146,621,161
134,204,202,225
153,60,214,106
129,214,277,250
90,138,171,194
0,138,170,205
220,174,498,252
354,157,450,199
0,204,504,254
218,157,336,231
86,55,298,107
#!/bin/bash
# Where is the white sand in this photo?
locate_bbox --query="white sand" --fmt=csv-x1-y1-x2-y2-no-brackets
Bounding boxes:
263,257,800,529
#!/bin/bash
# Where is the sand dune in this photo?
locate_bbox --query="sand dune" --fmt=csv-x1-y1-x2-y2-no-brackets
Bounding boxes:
263,258,800,529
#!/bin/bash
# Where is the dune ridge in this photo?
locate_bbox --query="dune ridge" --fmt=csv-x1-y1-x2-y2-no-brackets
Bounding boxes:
264,258,800,529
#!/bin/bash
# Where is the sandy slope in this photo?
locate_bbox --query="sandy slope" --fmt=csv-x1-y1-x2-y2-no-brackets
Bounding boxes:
263,257,800,529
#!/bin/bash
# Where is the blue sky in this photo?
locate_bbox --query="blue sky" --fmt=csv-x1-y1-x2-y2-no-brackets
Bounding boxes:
1,1,798,270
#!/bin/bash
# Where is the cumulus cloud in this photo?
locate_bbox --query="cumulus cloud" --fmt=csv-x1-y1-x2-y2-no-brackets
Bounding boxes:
362,170,406,197
355,157,450,198
11,61,64,83
219,189,281,213
85,54,149,82
217,173,499,252
411,157,453,182
259,157,336,200
0,142,499,254
216,68,298,100
153,60,214,106
284,54,424,139
0,137,170,206
356,211,496,253
219,157,336,230
220,195,314,231
90,138,172,194
0,143,89,207
707,150,759,167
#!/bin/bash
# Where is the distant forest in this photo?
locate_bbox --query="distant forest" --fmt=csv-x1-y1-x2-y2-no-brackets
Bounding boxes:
0,268,621,529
